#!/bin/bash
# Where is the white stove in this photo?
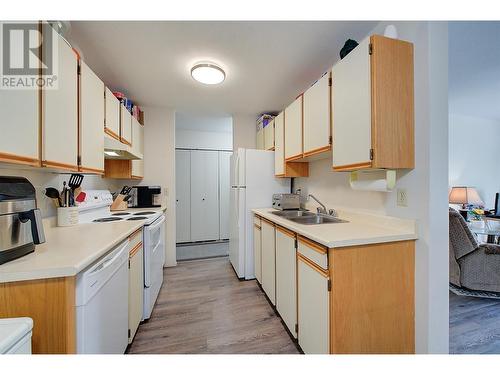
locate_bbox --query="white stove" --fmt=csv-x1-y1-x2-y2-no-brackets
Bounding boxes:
77,190,162,225
77,190,166,320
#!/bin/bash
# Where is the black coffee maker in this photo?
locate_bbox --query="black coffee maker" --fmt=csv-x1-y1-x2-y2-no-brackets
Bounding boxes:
130,186,161,208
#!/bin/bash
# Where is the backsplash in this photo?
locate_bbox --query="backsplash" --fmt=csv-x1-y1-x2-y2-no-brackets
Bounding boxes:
0,165,134,217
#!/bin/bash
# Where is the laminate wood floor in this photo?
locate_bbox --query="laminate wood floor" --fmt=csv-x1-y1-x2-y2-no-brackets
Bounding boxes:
127,257,300,354
449,291,500,354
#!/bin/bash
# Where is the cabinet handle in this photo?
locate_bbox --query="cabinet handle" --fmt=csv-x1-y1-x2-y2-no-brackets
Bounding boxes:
202,198,205,201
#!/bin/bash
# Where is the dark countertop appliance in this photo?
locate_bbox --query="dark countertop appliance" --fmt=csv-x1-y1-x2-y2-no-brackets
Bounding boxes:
0,176,46,265
130,185,161,208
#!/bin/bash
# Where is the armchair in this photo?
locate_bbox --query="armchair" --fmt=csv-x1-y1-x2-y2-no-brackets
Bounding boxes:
449,208,500,293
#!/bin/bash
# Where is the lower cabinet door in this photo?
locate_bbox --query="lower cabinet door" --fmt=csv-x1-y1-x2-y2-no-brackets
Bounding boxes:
253,219,262,284
275,227,297,338
261,220,276,305
298,255,329,353
128,246,144,343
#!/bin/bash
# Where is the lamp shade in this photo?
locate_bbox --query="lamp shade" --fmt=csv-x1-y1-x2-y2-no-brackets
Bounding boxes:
449,187,484,206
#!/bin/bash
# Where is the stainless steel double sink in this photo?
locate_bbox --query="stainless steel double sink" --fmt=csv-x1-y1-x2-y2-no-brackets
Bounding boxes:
271,210,348,225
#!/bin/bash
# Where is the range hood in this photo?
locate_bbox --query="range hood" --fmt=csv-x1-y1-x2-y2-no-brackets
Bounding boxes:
104,135,143,160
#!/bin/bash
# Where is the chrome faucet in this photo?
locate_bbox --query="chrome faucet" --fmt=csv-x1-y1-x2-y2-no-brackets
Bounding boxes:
308,194,327,215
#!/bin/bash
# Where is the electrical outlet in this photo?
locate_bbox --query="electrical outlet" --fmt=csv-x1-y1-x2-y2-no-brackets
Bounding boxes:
397,188,408,207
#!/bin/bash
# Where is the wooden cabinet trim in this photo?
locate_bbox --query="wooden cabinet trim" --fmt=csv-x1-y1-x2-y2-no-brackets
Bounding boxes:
129,242,143,258
302,145,331,158
79,166,104,174
332,161,372,172
120,138,132,147
42,160,79,172
298,235,327,254
129,228,142,241
298,253,329,278
276,225,296,239
104,127,120,140
285,154,303,162
0,152,40,167
254,223,262,230
131,175,144,180
260,217,275,226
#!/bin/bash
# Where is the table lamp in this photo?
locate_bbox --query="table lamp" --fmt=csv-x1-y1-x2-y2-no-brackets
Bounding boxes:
449,186,484,220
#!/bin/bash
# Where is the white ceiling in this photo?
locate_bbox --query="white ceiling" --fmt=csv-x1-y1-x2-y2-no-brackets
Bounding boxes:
449,21,500,121
68,21,377,117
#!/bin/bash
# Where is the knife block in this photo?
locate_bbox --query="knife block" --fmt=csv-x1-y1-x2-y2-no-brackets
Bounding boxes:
110,194,128,211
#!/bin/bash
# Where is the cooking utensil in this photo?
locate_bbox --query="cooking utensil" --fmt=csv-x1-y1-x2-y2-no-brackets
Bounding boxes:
123,195,131,202
120,186,131,195
45,187,61,207
68,174,84,190
75,191,86,203
62,181,68,207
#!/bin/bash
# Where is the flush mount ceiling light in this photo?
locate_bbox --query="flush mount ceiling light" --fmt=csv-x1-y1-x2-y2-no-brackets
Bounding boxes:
191,63,225,85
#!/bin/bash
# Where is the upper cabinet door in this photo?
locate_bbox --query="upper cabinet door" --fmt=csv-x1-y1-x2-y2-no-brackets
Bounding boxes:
332,37,371,171
303,72,331,156
264,119,275,150
79,61,104,173
274,112,285,176
284,95,303,160
105,87,120,140
256,129,264,150
131,116,143,158
0,23,39,167
332,35,414,171
120,105,132,145
42,28,78,170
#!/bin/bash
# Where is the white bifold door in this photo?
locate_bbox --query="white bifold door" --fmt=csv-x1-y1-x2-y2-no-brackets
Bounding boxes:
219,151,231,240
190,150,220,242
175,150,191,243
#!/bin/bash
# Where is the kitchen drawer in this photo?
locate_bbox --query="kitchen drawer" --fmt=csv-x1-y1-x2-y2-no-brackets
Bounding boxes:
298,236,328,270
253,215,261,226
129,228,143,254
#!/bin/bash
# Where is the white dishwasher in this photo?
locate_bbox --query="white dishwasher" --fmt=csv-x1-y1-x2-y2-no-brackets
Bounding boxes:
76,240,129,354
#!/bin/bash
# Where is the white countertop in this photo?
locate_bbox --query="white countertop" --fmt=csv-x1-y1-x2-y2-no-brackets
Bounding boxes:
0,318,33,353
252,208,417,248
0,207,166,283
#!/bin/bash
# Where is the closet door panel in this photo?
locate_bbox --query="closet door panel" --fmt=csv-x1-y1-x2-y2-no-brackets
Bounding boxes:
175,150,191,243
190,150,219,241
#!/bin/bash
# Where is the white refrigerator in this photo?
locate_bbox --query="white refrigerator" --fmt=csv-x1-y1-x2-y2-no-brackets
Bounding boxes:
229,148,290,279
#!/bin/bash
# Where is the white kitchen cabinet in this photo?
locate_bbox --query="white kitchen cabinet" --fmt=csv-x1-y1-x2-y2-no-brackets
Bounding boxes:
264,119,275,150
284,95,303,161
303,72,331,158
79,61,104,174
105,87,120,140
42,27,78,171
190,150,220,242
261,219,276,305
332,35,414,171
120,105,132,146
253,216,262,284
274,112,285,176
128,231,143,344
275,226,297,338
131,116,144,179
219,151,231,240
297,254,329,354
175,150,191,243
256,129,264,150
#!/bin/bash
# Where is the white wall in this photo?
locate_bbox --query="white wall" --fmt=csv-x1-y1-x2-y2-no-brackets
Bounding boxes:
233,114,257,150
293,22,449,353
0,165,124,218
142,106,177,267
449,113,500,208
176,129,232,150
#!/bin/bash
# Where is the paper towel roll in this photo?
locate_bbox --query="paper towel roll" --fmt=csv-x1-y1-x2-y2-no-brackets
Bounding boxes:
349,170,396,192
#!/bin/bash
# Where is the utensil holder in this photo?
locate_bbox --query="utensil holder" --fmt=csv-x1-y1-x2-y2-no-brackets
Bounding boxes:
57,206,79,227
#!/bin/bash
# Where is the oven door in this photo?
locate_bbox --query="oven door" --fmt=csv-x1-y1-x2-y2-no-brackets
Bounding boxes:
143,215,165,287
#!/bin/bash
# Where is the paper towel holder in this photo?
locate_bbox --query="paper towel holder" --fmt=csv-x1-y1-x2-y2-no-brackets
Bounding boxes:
349,169,397,192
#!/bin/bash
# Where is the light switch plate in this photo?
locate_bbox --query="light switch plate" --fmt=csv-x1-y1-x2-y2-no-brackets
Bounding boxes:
397,188,408,207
